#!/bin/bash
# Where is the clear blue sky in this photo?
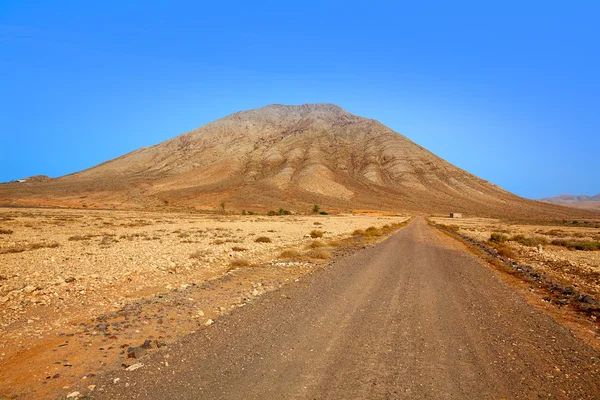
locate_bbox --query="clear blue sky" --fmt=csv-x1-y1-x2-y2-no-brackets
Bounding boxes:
1,1,598,199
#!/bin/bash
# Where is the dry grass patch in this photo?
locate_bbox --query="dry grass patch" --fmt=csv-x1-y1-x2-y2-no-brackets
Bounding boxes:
494,243,517,259
255,236,272,243
0,241,59,254
68,235,92,241
229,258,250,267
551,239,600,251
364,226,382,237
280,249,302,259
509,234,548,247
306,249,331,259
306,240,325,249
310,230,324,238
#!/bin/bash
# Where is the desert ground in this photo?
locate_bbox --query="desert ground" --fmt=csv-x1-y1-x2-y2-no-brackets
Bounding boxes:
430,216,600,303
0,207,408,399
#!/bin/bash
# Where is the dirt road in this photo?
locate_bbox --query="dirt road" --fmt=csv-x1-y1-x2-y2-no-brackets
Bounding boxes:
93,217,600,399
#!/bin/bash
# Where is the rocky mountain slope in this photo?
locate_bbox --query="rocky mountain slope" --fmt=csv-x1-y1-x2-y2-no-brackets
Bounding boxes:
0,104,595,218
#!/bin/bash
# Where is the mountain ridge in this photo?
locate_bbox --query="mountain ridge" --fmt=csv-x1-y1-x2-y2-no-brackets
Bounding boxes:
0,104,597,218
540,194,600,211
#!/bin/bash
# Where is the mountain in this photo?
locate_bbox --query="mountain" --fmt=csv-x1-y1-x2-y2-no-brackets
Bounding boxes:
0,104,596,218
540,194,600,211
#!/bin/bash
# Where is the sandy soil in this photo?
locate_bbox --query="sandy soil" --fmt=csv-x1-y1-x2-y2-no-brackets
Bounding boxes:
0,207,407,398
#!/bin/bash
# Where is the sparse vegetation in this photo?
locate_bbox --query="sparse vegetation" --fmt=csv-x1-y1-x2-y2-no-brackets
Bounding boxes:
352,229,365,236
306,240,325,249
494,243,517,259
0,228,13,234
312,204,320,214
280,249,302,259
68,235,92,241
268,208,291,216
231,246,247,252
0,241,60,254
509,234,548,247
310,230,324,238
319,211,329,215
551,239,600,251
489,232,509,243
306,249,331,259
229,258,250,267
255,236,272,243
364,226,382,237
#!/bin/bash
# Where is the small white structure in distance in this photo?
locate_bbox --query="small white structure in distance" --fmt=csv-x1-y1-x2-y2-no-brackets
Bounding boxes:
449,212,462,218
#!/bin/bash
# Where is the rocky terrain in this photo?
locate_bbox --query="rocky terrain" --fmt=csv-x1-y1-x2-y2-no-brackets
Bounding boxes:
0,207,407,398
0,104,594,219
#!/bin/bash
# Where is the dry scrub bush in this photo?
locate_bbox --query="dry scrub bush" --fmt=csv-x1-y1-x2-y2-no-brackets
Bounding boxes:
229,258,250,267
509,234,548,247
0,228,13,235
310,230,324,238
306,249,331,259
280,249,302,259
69,235,91,241
0,242,59,254
489,233,508,243
231,246,247,252
255,236,272,243
364,226,382,237
313,222,322,226
494,243,517,259
352,229,365,236
551,239,600,251
306,240,325,249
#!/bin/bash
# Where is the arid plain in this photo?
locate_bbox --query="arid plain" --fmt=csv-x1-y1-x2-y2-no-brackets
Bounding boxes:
0,207,408,398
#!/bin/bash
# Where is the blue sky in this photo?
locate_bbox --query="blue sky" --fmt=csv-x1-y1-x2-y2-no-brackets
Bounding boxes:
1,1,598,199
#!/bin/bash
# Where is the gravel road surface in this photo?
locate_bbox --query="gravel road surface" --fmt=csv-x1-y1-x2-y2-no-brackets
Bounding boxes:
93,217,600,399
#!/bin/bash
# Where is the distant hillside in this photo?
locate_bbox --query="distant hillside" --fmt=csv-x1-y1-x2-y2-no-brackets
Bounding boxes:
0,104,597,218
540,194,600,211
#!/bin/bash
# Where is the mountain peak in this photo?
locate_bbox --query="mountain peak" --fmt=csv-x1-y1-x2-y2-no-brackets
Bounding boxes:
1,104,591,218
